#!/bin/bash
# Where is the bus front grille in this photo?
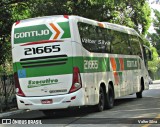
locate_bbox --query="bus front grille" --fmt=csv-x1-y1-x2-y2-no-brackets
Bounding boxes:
20,55,68,68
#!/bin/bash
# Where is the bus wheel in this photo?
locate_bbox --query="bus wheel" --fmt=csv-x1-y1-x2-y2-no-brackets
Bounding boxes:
136,86,143,98
106,84,114,109
136,80,144,98
95,86,105,112
136,91,142,98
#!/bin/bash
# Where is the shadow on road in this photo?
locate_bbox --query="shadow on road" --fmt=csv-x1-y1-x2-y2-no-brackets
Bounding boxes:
5,97,139,120
114,97,136,106
36,97,137,119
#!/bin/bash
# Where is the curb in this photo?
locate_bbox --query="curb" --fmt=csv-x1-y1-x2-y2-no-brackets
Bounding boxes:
0,110,25,118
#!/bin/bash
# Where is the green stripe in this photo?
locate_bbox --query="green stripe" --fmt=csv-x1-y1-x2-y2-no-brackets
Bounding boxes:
14,21,71,44
13,56,140,78
124,58,140,70
115,58,120,71
14,24,52,44
58,22,71,38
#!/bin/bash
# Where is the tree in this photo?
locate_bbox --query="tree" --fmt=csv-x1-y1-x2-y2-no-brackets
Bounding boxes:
0,0,30,73
108,0,151,35
0,1,13,65
148,10,160,56
148,47,160,75
27,0,151,35
0,0,152,73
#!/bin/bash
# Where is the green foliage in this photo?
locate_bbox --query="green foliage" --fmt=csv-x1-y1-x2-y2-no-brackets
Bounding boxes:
148,10,160,56
11,2,31,21
148,47,160,73
0,1,13,65
27,0,151,35
141,35,150,47
0,0,152,74
0,0,30,73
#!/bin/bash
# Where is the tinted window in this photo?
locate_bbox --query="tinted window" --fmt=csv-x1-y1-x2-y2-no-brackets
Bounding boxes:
111,30,131,55
78,22,111,53
78,22,140,56
129,35,141,56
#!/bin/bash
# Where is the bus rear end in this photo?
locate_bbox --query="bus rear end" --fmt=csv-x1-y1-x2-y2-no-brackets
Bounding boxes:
11,15,84,110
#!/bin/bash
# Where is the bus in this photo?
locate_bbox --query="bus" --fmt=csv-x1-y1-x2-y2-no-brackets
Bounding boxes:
11,15,152,116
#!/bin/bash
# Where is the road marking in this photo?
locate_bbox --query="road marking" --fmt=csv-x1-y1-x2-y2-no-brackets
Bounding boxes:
141,114,160,127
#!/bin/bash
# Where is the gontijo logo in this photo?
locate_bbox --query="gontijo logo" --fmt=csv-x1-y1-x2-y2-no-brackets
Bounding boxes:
14,22,71,44
15,29,50,39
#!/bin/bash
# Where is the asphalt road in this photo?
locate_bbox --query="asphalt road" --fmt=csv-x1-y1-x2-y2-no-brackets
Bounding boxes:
1,81,160,127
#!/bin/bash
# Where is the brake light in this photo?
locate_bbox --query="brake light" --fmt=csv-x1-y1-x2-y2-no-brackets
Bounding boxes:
14,73,25,97
15,21,20,26
69,67,82,93
64,15,69,19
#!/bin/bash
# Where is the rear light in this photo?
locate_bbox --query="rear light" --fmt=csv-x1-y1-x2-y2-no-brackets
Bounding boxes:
15,21,20,26
69,67,82,93
14,73,25,97
64,15,69,19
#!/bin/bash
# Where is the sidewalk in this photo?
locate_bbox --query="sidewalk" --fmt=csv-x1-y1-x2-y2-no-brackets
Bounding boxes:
0,109,25,118
153,80,160,84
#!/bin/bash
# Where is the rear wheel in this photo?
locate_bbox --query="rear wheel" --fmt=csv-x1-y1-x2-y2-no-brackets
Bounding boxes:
106,85,114,109
95,86,105,112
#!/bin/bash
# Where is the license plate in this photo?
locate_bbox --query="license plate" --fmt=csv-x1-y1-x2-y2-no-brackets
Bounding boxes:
41,99,53,104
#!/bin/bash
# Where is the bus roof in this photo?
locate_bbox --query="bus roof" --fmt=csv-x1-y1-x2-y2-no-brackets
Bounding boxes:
68,15,140,37
14,15,140,37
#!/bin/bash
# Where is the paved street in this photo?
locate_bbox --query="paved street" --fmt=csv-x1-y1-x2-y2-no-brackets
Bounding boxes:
1,81,160,127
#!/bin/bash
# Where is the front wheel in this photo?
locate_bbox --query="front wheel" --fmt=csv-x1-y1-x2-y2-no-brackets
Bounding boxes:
136,91,142,98
136,80,144,98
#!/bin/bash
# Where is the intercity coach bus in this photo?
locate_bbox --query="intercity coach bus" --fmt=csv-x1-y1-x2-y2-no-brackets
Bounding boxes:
11,15,152,116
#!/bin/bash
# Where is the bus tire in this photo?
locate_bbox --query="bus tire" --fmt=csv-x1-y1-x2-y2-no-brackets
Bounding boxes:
95,86,106,112
105,84,114,109
136,86,143,98
136,79,144,98
136,91,142,98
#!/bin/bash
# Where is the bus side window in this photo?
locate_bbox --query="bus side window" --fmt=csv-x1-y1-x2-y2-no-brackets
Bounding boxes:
104,29,112,53
111,30,130,55
130,35,142,58
96,27,110,53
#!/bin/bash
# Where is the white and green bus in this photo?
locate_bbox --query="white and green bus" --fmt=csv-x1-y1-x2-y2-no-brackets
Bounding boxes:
11,15,152,116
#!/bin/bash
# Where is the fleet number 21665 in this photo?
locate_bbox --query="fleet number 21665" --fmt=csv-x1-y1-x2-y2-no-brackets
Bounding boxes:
24,45,60,55
84,60,98,69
